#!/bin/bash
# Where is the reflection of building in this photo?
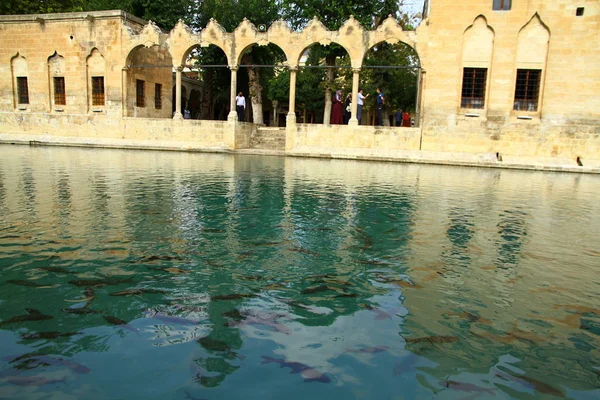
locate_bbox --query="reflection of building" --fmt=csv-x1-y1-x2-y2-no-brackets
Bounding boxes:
0,4,598,166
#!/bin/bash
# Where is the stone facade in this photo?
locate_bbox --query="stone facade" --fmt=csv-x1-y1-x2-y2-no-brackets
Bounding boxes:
0,3,598,171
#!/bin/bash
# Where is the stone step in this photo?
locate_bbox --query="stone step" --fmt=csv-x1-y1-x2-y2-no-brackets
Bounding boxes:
249,128,286,150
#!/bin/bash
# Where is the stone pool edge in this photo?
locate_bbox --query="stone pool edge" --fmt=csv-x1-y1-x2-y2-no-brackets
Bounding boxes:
2,133,599,175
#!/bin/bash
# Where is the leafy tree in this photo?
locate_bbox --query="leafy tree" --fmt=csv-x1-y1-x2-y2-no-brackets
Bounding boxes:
0,0,85,15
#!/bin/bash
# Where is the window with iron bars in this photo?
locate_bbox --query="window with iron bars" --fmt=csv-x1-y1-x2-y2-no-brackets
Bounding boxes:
91,76,105,106
154,83,162,109
54,77,66,106
493,0,511,10
461,68,487,109
514,69,541,112
17,77,29,104
136,79,145,107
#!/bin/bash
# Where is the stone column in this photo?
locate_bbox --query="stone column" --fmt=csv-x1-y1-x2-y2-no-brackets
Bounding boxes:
287,68,297,122
349,68,360,126
228,66,238,120
173,66,183,119
121,67,128,117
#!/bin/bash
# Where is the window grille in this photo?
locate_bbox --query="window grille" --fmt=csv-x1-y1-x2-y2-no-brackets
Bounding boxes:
154,83,162,109
54,77,66,105
493,0,511,10
514,69,541,112
17,77,29,104
461,68,487,109
136,79,145,107
91,76,105,106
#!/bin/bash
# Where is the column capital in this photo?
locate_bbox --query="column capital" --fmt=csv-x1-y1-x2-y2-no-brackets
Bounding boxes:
352,67,361,74
288,66,298,73
176,65,184,72
229,65,239,71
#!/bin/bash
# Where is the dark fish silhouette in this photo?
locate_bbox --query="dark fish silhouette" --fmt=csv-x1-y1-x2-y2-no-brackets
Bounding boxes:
346,346,390,354
404,335,459,344
103,315,139,334
68,278,133,287
261,356,330,383
20,331,81,340
62,308,101,315
212,293,254,301
147,312,199,326
4,375,66,386
335,293,358,298
6,280,54,288
301,285,337,295
222,309,244,320
109,288,167,296
39,266,71,273
493,368,565,397
10,354,90,374
135,255,185,263
0,309,53,326
439,380,495,395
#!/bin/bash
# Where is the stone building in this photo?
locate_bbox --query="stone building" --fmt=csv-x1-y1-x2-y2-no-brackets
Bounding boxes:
0,2,598,170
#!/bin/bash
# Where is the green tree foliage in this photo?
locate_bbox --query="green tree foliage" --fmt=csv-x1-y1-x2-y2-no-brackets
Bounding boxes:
0,0,85,15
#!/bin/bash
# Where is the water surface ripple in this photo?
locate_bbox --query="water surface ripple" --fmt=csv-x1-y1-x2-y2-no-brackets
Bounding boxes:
0,145,598,399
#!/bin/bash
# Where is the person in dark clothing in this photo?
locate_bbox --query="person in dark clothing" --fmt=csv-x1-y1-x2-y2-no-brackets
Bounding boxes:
344,93,352,124
376,88,385,126
395,108,403,126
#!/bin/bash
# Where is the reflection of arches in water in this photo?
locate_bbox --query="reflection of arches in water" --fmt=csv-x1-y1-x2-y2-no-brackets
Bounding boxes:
19,167,37,217
495,209,528,268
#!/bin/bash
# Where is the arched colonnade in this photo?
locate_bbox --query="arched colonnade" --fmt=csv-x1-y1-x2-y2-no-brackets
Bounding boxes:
123,15,422,125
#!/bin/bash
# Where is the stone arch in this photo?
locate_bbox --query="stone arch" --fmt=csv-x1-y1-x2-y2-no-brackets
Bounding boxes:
87,48,106,111
48,51,66,109
125,44,173,118
11,53,29,107
460,15,495,110
512,13,550,112
362,41,422,126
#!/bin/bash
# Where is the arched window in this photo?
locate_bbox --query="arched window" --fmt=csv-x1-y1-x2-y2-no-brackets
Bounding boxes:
48,52,66,110
11,54,29,108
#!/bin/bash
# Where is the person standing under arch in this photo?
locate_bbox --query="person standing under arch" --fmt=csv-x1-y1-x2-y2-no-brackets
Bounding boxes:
357,89,369,125
376,88,385,126
236,91,246,121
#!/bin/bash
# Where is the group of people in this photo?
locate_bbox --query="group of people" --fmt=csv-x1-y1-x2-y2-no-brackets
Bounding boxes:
330,88,388,126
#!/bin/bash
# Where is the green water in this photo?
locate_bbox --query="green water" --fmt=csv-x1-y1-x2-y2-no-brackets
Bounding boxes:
0,145,598,399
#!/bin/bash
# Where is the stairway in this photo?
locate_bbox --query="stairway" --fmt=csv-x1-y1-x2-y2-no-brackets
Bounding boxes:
248,127,286,150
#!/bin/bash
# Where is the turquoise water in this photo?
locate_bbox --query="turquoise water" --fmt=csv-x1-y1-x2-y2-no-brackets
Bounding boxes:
0,145,599,399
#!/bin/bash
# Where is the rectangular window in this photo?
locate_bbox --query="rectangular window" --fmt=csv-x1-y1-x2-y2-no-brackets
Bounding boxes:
514,69,541,112
91,76,105,106
460,68,487,109
154,83,162,109
493,0,511,10
17,77,29,104
136,79,145,107
53,77,66,106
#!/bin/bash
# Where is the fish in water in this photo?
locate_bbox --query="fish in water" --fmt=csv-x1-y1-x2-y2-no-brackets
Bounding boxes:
335,293,358,298
134,254,185,263
103,315,139,334
62,308,102,315
212,293,254,301
39,266,71,273
493,368,565,397
226,315,291,335
301,285,337,295
198,337,232,352
148,266,191,275
68,277,133,287
0,309,53,326
439,380,495,395
3,375,66,386
20,331,82,340
6,280,55,288
404,335,459,345
261,356,330,383
146,311,198,326
109,288,167,296
345,346,390,354
10,354,90,374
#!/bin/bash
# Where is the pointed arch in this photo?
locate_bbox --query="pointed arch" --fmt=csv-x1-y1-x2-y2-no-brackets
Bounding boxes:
11,53,29,108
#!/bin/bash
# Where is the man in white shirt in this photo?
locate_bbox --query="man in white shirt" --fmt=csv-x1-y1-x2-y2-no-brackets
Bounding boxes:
357,89,369,125
235,91,246,121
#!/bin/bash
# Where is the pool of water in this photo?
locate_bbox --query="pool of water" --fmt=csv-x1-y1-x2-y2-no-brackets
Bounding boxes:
0,145,598,399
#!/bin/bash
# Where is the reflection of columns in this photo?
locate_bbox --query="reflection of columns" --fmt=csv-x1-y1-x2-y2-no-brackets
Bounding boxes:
287,68,297,119
121,67,128,118
228,66,238,120
349,68,360,126
173,66,183,119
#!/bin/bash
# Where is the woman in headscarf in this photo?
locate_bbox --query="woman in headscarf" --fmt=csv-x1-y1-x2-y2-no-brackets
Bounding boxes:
330,89,344,125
